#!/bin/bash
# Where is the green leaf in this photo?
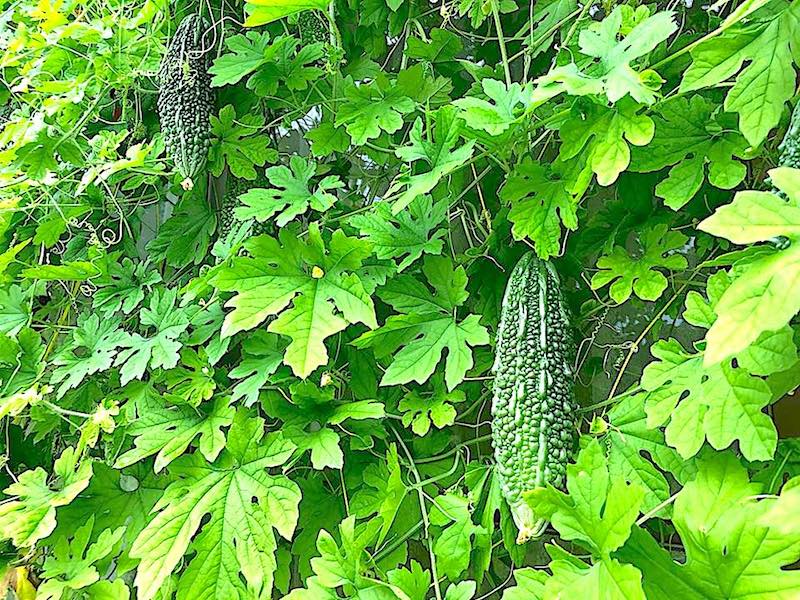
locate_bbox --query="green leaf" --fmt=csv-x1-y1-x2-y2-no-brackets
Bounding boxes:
349,445,407,543
0,284,28,337
22,260,101,281
264,381,384,469
36,518,126,600
429,493,485,580
244,0,330,26
305,121,350,157
350,195,447,271
591,224,688,303
699,168,800,364
235,156,342,226
621,452,800,599
92,258,162,316
130,411,300,600
406,28,462,63
51,314,130,397
546,555,645,600
559,97,655,186
502,159,578,259
209,105,277,180
699,169,800,244
250,42,324,96
502,568,546,600
114,289,190,385
576,6,677,104
286,516,404,599
53,463,169,574
444,580,477,600
642,339,777,461
630,96,749,209
114,383,235,472
679,0,800,145
209,31,272,87
605,394,697,516
352,256,490,390
229,331,286,406
387,107,475,213
334,75,415,146
527,439,644,557
0,447,92,548
453,78,530,135
398,382,464,436
388,561,430,600
213,225,376,378
147,197,216,268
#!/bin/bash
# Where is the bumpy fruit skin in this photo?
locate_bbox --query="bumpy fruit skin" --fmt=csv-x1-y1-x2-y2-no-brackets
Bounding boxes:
297,11,328,45
778,102,800,170
491,252,577,543
217,174,270,238
157,14,212,188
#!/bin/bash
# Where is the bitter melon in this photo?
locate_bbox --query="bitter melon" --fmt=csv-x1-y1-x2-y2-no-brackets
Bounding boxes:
157,14,213,190
491,252,577,543
217,174,269,238
297,11,328,45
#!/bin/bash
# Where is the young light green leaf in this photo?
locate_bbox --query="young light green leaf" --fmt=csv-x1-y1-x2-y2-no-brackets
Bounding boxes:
502,159,578,259
0,447,92,547
577,6,677,104
350,195,447,272
591,224,687,303
605,394,697,516
679,1,800,145
130,411,300,600
352,257,489,390
36,518,126,600
114,383,235,472
453,78,530,135
559,98,654,186
527,439,644,557
235,156,342,226
213,225,376,377
642,339,777,461
244,0,330,26
620,452,800,599
387,107,475,214
699,168,800,364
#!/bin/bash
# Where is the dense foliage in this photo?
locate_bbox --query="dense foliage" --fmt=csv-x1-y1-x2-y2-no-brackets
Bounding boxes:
1,0,800,598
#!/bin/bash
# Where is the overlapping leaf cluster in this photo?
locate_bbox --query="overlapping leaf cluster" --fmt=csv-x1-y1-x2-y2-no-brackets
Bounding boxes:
1,0,800,599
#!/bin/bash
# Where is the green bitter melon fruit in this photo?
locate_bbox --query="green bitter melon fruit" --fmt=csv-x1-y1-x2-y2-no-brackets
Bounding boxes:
491,252,577,543
297,11,328,45
157,14,213,190
217,174,269,238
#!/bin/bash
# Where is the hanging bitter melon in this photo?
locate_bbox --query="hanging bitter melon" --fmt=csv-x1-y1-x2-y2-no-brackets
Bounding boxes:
491,252,577,543
157,14,213,190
